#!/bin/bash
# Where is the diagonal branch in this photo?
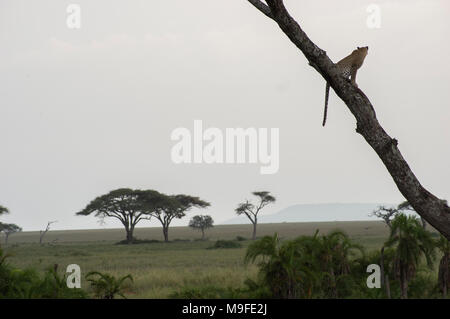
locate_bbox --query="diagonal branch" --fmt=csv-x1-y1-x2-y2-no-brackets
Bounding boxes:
248,0,450,239
247,0,274,19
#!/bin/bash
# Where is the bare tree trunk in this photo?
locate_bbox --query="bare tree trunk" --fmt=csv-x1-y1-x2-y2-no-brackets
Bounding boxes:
39,231,46,245
444,281,447,299
420,217,427,230
39,221,56,245
385,274,391,299
163,226,169,242
247,0,450,240
438,254,449,299
378,248,389,299
252,222,257,240
400,269,408,299
126,229,133,244
201,228,205,240
380,247,385,288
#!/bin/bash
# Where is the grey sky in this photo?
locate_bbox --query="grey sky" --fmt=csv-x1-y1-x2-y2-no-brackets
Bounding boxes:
0,0,449,231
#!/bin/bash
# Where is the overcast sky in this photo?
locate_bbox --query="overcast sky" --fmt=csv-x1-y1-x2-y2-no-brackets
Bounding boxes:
0,0,449,231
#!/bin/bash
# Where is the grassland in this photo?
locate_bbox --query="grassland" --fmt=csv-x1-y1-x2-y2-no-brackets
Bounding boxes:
1,221,429,298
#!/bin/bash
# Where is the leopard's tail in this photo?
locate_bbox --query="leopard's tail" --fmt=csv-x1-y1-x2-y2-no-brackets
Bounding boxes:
322,82,330,126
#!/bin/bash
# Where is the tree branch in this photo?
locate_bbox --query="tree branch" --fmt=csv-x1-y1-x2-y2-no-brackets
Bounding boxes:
249,0,450,239
247,0,274,19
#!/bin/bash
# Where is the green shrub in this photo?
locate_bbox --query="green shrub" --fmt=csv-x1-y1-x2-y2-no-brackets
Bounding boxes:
408,273,441,299
169,282,269,299
208,240,242,249
86,271,133,299
244,231,365,299
170,286,228,299
0,263,87,298
115,239,160,245
0,246,87,298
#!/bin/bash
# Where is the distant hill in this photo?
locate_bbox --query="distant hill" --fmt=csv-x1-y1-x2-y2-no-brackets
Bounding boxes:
222,203,391,224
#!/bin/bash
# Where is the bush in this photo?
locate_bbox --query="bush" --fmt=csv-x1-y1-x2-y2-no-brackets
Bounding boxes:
408,273,441,299
208,240,242,249
244,231,366,299
0,260,87,298
115,239,160,245
86,271,133,299
236,236,247,241
169,282,269,299
170,286,229,299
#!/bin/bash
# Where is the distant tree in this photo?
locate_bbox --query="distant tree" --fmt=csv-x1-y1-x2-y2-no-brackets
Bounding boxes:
39,221,57,245
189,215,214,240
235,191,276,240
0,206,22,246
0,223,22,245
149,195,210,242
436,234,450,298
86,271,133,299
76,188,167,244
369,206,399,230
0,205,8,215
384,214,435,299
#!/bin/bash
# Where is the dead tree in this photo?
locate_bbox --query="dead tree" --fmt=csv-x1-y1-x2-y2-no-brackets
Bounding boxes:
39,221,57,245
370,206,399,230
246,0,450,240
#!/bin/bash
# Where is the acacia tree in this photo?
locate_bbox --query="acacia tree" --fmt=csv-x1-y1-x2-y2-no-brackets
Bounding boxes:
0,207,22,246
246,0,450,240
236,191,276,240
0,205,8,215
189,215,214,240
76,188,167,244
0,223,22,245
149,194,210,242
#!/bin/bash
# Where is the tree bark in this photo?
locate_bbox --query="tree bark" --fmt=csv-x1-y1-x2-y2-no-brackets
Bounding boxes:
420,217,427,230
381,247,391,299
400,268,408,299
385,274,391,299
438,254,449,298
125,226,133,244
252,221,257,240
247,0,450,240
380,247,385,288
163,226,169,242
